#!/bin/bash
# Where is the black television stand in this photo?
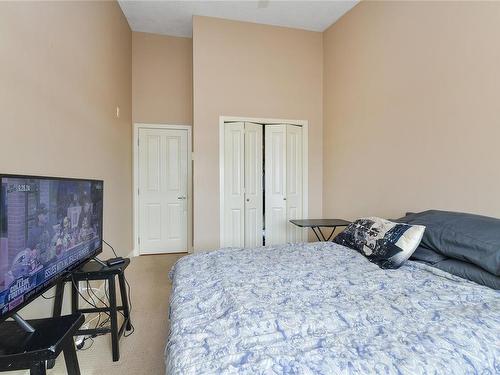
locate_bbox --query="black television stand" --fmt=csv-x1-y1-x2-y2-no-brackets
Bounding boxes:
12,313,35,333
0,313,84,375
52,258,132,362
92,256,108,267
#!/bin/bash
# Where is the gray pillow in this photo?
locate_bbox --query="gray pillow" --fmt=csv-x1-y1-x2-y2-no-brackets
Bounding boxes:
410,246,500,289
398,210,500,276
410,246,447,264
428,258,500,290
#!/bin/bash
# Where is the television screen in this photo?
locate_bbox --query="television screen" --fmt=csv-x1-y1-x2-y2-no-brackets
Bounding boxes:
0,175,103,321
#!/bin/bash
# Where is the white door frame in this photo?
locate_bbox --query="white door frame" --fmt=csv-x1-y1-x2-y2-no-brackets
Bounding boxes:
133,123,193,256
219,116,309,246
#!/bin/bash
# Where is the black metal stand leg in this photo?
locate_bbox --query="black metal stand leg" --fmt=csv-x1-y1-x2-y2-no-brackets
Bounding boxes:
325,226,338,241
52,281,64,317
63,338,81,375
317,227,328,241
311,227,323,241
118,273,132,331
29,361,46,375
47,281,66,370
108,276,120,361
311,226,342,242
71,280,79,314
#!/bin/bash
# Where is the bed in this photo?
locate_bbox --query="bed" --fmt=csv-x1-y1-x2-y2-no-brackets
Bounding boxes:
165,241,499,374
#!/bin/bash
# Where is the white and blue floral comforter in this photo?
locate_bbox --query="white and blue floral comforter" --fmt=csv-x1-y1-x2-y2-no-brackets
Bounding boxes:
165,242,500,374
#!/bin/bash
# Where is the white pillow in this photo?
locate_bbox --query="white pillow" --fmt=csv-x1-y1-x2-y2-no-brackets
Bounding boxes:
333,217,425,269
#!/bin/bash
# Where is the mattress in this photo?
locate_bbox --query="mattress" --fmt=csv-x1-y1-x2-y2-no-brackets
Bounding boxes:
165,242,500,374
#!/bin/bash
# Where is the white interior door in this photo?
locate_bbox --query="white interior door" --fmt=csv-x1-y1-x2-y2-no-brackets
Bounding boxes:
286,125,304,242
265,124,287,245
223,123,245,247
138,128,188,253
244,122,263,247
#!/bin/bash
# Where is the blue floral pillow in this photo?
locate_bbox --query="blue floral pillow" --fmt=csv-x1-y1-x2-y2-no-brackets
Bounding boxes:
333,217,425,269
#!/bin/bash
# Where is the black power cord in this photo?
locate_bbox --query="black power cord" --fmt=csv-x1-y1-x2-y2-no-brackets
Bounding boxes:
102,239,118,258
79,336,94,351
87,279,111,330
121,275,135,337
41,283,65,300
70,275,106,350
78,279,112,349
71,276,101,308
101,265,135,337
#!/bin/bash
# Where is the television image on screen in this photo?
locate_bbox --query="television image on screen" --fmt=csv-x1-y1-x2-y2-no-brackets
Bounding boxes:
0,175,103,322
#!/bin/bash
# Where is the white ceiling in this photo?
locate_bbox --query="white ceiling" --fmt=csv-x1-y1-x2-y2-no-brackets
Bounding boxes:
118,1,358,38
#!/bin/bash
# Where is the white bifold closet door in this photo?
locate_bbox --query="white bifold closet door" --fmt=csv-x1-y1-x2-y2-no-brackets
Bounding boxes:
223,122,263,247
244,122,264,247
285,125,304,243
265,124,303,245
264,125,287,245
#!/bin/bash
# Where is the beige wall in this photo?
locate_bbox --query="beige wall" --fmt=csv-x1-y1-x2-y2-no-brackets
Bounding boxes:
3,1,495,287
132,32,193,124
323,1,500,221
193,16,323,250
0,1,132,317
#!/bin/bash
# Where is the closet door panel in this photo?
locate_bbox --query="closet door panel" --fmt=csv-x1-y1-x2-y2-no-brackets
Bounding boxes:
223,123,245,247
244,122,263,247
286,125,304,242
265,125,287,245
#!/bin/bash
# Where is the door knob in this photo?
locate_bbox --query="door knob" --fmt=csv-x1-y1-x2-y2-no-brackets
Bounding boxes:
283,197,287,201
177,196,186,200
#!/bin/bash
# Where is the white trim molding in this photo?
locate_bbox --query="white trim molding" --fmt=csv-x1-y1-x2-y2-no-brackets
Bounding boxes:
132,123,193,256
219,116,309,246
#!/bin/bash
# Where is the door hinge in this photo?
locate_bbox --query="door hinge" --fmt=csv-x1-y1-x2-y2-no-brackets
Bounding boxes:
138,237,141,245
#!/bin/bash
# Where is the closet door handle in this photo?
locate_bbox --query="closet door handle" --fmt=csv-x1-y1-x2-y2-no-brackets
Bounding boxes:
283,197,287,201
177,196,187,200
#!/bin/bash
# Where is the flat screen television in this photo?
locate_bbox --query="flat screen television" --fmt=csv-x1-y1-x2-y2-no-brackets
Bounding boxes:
0,174,103,323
